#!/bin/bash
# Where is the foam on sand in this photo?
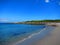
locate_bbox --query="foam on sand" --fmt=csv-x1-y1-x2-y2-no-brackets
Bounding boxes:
13,26,54,45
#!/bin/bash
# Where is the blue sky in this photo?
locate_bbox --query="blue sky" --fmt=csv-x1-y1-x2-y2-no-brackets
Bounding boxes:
0,0,60,22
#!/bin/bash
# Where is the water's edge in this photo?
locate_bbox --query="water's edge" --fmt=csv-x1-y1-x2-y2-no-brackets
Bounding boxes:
0,24,45,45
0,25,55,45
14,26,55,45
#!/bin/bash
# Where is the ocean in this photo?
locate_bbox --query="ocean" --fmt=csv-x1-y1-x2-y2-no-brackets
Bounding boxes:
0,23,46,45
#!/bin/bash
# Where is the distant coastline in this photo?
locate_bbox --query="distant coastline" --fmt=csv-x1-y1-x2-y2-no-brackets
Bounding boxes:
1,20,60,25
11,20,60,25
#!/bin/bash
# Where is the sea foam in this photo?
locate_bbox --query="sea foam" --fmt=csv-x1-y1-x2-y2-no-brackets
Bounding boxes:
13,26,47,45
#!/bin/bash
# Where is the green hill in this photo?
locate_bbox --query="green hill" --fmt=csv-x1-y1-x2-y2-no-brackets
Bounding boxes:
16,20,60,25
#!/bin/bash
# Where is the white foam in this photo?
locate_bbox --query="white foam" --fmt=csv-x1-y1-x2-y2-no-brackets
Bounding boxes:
13,26,47,45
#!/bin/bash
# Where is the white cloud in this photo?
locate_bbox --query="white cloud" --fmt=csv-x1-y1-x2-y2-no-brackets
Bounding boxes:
0,19,8,22
45,0,49,3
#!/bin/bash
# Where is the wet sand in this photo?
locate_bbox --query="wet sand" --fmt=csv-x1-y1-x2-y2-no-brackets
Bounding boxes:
31,23,60,45
14,25,55,45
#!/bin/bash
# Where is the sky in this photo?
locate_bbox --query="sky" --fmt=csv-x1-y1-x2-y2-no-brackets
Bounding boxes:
0,0,60,22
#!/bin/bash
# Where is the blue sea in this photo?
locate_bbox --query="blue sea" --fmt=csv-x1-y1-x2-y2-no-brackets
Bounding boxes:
0,23,46,42
0,23,46,45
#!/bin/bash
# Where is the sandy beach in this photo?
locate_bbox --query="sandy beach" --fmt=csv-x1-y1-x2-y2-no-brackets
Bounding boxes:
1,23,60,45
31,23,60,45
10,24,54,45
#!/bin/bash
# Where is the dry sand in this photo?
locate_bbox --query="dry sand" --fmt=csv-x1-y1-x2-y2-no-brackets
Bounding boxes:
32,23,60,45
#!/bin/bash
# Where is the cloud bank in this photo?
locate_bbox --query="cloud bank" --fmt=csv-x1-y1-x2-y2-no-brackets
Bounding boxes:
0,19,8,22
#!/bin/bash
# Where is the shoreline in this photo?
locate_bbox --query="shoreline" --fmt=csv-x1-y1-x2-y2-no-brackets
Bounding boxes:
0,25,46,45
13,25,55,45
29,23,60,45
0,24,57,45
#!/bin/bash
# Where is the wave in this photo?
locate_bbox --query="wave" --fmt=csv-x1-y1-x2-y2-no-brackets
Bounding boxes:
13,26,48,45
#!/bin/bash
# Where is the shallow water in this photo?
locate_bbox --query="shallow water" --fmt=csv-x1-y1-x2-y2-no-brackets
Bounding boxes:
17,26,55,45
0,23,45,41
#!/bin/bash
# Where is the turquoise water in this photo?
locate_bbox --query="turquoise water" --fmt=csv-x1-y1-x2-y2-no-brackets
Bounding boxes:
0,23,45,41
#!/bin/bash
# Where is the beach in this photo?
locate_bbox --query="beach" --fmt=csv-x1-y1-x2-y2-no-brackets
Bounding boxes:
11,25,55,45
14,23,60,45
0,0,60,45
30,23,60,45
0,23,60,45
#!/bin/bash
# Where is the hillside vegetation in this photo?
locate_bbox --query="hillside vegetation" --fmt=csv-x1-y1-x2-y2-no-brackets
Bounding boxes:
16,20,60,25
